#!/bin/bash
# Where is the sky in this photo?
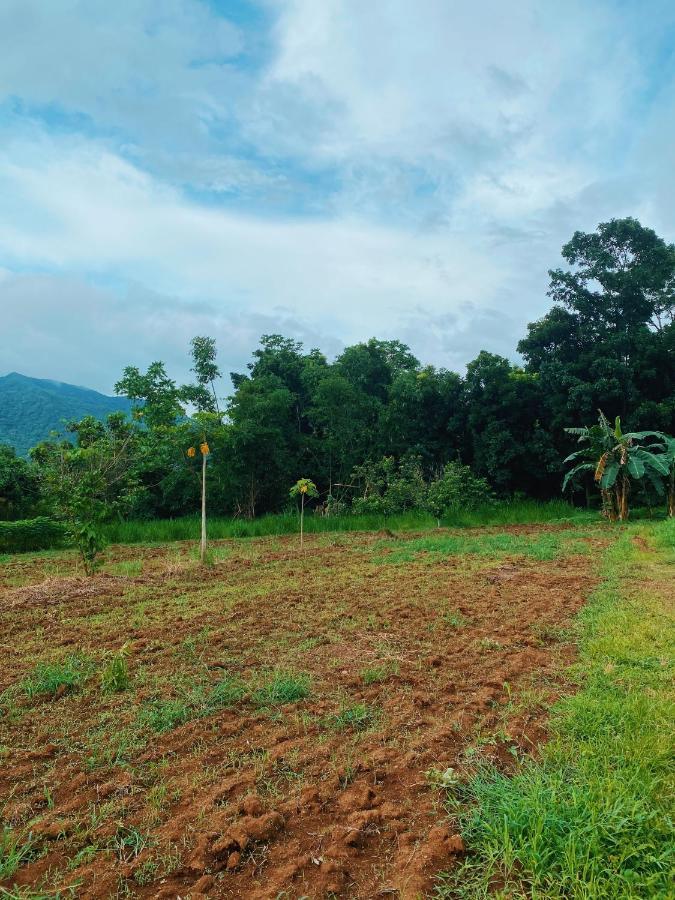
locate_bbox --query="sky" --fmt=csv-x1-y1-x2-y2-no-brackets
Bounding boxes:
1,0,674,394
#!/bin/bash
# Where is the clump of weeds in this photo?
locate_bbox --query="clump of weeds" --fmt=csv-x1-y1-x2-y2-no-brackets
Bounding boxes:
326,702,378,732
100,644,131,693
23,655,92,700
251,671,311,708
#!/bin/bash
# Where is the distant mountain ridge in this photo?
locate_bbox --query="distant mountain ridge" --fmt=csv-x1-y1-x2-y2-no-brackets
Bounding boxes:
0,372,132,456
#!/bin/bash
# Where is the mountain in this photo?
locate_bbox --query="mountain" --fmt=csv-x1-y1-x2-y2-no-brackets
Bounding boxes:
0,372,133,457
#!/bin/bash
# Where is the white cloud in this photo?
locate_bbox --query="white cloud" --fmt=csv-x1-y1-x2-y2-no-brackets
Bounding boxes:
0,0,674,389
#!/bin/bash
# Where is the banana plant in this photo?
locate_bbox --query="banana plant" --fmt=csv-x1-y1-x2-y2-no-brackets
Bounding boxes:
664,436,675,517
563,412,670,521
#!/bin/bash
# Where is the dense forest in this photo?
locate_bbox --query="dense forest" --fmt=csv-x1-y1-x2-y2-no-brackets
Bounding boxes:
2,218,674,524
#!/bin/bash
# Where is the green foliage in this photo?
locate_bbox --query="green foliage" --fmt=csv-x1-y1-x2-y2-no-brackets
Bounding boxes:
563,412,671,520
23,655,91,699
289,477,319,499
33,412,139,573
426,462,494,520
100,645,131,693
351,455,426,515
0,516,66,552
0,444,40,520
436,527,673,899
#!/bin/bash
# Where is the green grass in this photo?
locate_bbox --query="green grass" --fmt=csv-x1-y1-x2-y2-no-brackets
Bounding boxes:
100,648,130,693
251,671,311,707
435,522,674,899
326,702,378,731
204,674,247,709
361,661,399,684
0,827,35,880
100,500,592,545
23,655,92,699
379,529,591,564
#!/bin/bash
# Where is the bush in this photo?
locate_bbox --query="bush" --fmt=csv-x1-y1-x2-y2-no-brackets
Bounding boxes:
426,462,494,522
0,517,67,553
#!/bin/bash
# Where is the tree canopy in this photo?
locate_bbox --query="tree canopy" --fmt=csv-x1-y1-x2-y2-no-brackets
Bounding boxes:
10,217,675,522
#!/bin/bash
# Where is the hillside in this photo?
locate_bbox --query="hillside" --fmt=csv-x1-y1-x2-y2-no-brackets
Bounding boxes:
0,372,132,456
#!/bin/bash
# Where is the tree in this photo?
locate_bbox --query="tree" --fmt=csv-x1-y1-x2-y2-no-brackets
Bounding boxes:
519,218,675,442
0,444,40,520
32,414,139,573
115,361,184,428
290,478,318,549
182,336,222,413
563,412,669,521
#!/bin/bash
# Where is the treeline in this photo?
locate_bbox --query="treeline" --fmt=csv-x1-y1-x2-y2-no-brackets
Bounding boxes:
2,217,674,523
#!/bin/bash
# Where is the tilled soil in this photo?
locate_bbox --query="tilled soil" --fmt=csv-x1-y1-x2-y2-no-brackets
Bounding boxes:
0,526,601,899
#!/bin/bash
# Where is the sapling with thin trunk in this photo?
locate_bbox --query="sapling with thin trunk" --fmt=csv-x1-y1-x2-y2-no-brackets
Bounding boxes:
290,478,318,549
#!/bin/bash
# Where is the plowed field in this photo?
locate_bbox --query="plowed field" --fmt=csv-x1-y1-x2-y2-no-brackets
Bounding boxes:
0,524,605,899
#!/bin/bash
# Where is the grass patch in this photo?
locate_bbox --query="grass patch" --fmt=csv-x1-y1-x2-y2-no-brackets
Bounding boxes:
251,672,311,707
23,655,92,699
0,827,35,879
436,522,674,899
204,674,247,709
326,702,378,731
138,698,195,733
100,647,131,693
361,661,399,684
101,501,593,545
379,530,589,564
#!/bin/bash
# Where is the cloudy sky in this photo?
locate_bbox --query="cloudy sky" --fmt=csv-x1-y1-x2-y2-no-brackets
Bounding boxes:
1,0,674,393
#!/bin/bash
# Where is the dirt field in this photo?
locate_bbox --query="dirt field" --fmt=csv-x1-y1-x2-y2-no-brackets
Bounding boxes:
0,524,605,899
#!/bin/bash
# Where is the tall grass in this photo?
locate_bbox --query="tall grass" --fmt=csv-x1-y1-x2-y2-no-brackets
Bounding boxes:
435,521,674,899
103,500,591,545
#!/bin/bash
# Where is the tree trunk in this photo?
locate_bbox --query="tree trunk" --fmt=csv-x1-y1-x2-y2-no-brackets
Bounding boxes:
300,492,305,550
668,471,674,518
200,451,207,563
618,475,629,521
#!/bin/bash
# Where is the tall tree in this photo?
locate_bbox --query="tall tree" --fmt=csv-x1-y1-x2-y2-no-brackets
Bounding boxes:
519,218,675,437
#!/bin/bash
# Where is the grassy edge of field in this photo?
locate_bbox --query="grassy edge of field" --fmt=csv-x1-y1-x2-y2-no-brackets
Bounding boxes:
100,500,596,545
435,518,674,899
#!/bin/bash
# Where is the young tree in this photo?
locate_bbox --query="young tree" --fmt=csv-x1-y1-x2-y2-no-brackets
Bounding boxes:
32,414,139,574
290,478,318,549
182,336,222,413
563,412,669,520
426,462,494,526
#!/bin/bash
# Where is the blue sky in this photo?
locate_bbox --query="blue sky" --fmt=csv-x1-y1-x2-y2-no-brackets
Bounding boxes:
1,0,674,392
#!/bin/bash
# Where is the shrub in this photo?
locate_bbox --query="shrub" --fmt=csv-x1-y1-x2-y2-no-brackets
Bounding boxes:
426,462,494,522
0,517,67,553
